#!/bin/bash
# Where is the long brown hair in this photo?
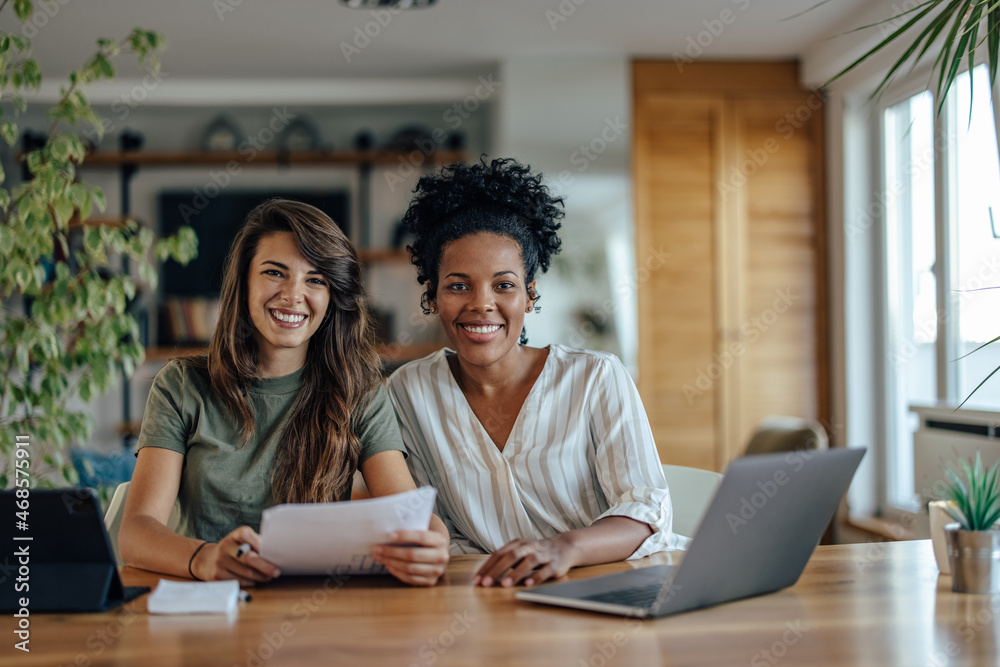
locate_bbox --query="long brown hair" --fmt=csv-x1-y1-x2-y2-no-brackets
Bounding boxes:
194,199,381,503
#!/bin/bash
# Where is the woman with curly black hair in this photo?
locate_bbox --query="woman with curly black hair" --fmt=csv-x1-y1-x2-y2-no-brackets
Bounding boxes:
386,158,686,588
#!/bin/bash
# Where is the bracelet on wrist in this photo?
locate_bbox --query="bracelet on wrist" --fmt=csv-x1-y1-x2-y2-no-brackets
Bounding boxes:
188,540,210,580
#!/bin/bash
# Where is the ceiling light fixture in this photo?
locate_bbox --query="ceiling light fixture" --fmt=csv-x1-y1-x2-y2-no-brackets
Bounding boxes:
339,0,436,9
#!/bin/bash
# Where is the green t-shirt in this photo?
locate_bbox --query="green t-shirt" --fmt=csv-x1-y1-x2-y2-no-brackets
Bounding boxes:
136,358,405,542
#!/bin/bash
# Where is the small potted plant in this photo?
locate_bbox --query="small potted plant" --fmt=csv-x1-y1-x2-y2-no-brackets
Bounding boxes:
940,452,1000,593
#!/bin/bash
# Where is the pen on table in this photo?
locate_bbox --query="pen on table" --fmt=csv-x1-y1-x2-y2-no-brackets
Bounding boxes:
236,543,252,558
239,589,252,603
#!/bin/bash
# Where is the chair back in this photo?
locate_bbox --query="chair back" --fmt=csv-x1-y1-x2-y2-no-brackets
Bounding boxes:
744,416,829,456
661,464,724,538
104,481,181,566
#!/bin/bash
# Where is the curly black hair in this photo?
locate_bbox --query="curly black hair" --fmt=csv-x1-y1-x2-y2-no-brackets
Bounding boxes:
402,156,564,315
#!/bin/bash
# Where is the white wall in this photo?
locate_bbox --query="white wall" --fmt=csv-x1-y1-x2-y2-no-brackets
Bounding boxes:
494,57,636,371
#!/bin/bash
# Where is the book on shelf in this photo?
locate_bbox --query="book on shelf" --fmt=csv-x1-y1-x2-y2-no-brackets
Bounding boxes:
160,297,221,345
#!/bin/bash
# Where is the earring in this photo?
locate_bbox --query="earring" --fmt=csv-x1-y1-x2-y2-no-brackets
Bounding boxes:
420,293,436,315
528,289,542,314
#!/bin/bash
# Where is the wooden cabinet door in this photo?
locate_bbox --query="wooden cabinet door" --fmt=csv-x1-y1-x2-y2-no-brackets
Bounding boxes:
634,95,724,470
633,63,827,471
732,97,825,461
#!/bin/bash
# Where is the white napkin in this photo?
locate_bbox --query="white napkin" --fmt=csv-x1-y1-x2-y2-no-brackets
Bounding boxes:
147,579,239,615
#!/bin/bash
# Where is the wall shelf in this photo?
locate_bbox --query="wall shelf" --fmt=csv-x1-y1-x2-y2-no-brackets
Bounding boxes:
143,342,443,366
358,247,410,263
81,149,466,168
67,215,136,229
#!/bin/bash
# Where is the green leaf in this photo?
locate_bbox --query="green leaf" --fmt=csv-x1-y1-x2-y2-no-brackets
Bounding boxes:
13,0,33,23
66,136,86,162
941,451,1000,530
990,6,1000,91
66,182,88,208
153,238,172,262
55,261,70,282
79,376,92,402
14,343,29,374
93,53,114,79
13,262,31,291
959,362,1000,409
53,199,74,228
933,2,974,115
0,225,12,254
122,274,136,300
91,187,107,213
83,226,101,254
138,260,156,286
0,120,17,146
86,279,106,314
32,263,46,290
21,59,41,90
49,135,70,162
957,333,1000,360
122,354,134,379
25,149,42,176
820,0,1000,117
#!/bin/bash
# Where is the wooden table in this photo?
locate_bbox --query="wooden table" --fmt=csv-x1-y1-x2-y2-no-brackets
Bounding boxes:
14,541,1000,666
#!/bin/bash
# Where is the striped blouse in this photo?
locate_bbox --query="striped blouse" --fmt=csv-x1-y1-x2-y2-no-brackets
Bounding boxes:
386,344,688,559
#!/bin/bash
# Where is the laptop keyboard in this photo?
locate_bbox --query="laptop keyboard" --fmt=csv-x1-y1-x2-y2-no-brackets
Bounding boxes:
583,583,668,608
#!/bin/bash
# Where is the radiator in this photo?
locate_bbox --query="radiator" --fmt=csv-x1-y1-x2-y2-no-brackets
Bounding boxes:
911,405,1000,504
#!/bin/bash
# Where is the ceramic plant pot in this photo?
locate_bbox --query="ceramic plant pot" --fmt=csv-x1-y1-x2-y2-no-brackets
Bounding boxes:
929,500,954,574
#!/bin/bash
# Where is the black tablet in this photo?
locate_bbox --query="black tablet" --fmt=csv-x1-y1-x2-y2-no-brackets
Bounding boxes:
0,488,149,613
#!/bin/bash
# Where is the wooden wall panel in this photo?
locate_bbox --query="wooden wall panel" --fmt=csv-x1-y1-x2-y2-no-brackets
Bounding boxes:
634,96,721,469
735,98,823,457
633,61,828,471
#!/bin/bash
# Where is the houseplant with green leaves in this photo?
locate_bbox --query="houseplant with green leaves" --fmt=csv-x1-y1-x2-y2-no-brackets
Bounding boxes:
816,0,1000,113
0,1,197,490
808,2,1000,406
939,452,1000,592
940,452,1000,529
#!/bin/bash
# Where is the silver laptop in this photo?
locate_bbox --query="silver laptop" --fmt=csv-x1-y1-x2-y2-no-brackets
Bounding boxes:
516,447,865,618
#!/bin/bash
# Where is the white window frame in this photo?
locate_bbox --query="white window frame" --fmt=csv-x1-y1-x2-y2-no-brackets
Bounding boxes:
851,57,1000,519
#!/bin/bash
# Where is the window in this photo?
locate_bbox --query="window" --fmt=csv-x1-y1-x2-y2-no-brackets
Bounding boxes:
951,68,1000,404
880,65,1000,512
883,89,936,510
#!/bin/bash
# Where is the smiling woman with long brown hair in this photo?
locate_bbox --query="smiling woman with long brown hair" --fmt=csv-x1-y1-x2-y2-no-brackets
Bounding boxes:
120,199,449,586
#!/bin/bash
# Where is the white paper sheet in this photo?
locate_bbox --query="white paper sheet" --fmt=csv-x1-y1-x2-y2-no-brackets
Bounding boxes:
258,486,437,575
147,579,239,615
